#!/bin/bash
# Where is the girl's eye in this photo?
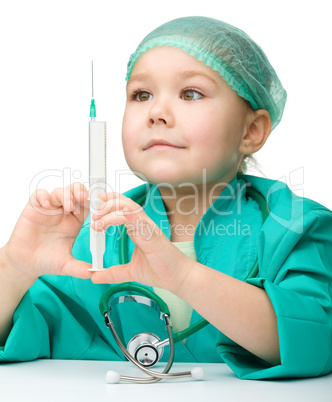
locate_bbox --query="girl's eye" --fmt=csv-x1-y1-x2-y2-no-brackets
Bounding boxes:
133,91,152,102
181,89,203,101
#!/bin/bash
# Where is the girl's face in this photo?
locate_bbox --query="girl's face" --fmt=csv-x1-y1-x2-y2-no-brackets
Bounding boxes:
122,46,250,188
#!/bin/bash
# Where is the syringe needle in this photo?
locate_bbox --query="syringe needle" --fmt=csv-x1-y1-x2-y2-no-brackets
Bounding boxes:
90,60,96,119
91,60,94,98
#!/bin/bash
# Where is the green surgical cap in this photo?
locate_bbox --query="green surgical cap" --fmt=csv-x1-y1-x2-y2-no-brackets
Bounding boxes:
126,16,287,131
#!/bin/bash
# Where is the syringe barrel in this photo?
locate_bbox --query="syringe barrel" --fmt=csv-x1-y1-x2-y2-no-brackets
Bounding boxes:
89,120,106,270
89,121,106,179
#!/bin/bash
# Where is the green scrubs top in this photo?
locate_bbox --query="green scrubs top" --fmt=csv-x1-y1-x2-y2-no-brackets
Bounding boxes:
1,174,331,380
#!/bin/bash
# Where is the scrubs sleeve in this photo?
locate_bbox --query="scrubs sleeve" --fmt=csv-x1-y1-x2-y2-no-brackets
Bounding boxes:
0,276,99,363
216,208,332,379
0,289,50,362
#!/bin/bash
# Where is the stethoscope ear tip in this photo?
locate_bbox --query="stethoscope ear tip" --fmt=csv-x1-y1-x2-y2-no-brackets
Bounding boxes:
191,367,205,380
106,370,121,384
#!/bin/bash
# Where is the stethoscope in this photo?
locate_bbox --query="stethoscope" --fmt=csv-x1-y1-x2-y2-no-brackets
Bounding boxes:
99,186,269,384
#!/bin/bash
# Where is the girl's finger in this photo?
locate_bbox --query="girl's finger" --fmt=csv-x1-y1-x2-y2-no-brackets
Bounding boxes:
122,207,166,255
50,187,73,213
90,263,133,284
49,184,88,212
31,189,51,208
70,182,89,204
98,191,116,201
69,183,90,218
99,191,142,209
94,193,143,218
60,257,93,279
91,206,144,231
63,187,75,213
93,199,116,219
92,210,126,231
49,188,66,208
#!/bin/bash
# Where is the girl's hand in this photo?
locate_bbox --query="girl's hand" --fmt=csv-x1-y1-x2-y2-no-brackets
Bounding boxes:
2,183,92,281
90,192,193,292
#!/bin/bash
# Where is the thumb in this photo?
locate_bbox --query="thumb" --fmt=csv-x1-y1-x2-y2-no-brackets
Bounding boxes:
61,257,93,279
90,262,134,284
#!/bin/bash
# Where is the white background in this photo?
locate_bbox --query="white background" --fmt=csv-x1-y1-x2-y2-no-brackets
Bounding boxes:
0,0,331,246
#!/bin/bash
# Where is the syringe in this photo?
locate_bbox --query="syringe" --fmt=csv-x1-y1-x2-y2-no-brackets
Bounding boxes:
88,61,106,271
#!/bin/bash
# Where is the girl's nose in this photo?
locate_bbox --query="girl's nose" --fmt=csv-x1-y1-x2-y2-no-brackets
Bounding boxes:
147,99,175,128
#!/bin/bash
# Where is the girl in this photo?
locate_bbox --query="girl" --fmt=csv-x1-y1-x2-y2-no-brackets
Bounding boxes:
0,16,331,380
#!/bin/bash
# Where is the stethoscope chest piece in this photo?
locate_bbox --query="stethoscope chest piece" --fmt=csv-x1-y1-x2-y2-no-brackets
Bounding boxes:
127,332,164,367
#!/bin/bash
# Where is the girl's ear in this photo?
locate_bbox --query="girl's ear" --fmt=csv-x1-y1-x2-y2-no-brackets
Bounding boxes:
239,109,272,154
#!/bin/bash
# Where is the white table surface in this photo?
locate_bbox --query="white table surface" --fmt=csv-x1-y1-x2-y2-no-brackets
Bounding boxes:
1,360,331,402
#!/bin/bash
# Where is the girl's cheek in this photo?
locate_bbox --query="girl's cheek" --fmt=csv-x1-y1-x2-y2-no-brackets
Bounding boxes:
122,112,143,134
122,123,135,145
